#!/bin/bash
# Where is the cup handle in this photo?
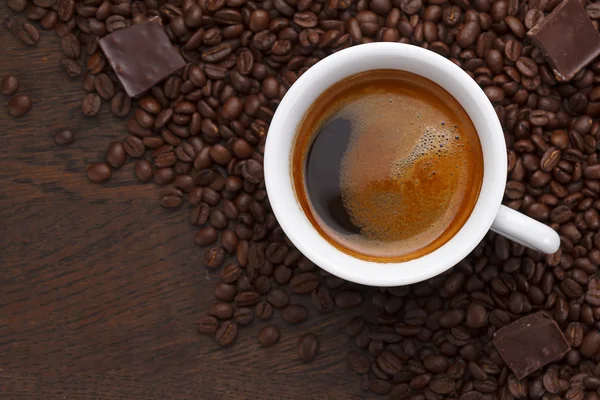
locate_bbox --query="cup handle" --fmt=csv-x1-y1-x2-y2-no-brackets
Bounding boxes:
491,205,561,254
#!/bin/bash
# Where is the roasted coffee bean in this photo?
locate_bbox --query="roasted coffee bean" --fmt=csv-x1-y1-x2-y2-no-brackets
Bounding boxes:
60,58,82,78
282,304,309,324
123,136,144,158
346,317,365,337
60,33,80,59
1,74,19,96
456,22,480,48
197,315,219,334
335,290,363,309
204,246,225,268
109,92,131,117
221,263,242,283
297,334,319,362
516,57,538,78
134,160,153,182
159,187,183,208
204,142,229,165
235,291,261,307
429,377,455,394
104,141,125,168
377,350,403,375
257,325,280,347
541,147,561,171
255,300,273,320
94,73,115,100
267,288,289,308
215,282,237,302
312,285,334,313
7,0,27,12
86,163,112,183
215,320,237,346
18,23,40,46
290,272,319,294
81,93,101,117
580,330,600,358
8,94,32,117
241,159,263,183
220,230,238,254
420,354,447,374
82,71,96,93
232,308,253,325
209,302,233,320
348,351,371,374
53,129,75,146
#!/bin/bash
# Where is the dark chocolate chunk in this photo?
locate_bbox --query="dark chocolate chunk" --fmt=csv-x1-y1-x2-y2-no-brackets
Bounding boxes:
527,0,600,81
99,22,185,98
493,312,570,379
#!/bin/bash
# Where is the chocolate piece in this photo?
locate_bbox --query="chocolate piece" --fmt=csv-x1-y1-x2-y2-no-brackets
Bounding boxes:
99,23,185,98
493,312,570,379
527,0,600,81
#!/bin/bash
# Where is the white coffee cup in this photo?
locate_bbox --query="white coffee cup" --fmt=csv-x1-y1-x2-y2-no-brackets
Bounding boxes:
264,43,560,287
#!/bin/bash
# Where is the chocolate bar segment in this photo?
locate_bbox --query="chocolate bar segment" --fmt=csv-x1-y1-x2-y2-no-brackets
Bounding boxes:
527,0,600,82
493,312,570,379
99,23,185,98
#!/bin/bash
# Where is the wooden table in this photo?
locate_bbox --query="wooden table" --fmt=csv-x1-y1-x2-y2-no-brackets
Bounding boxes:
0,7,377,399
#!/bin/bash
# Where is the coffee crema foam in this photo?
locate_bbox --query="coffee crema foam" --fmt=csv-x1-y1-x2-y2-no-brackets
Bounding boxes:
292,70,483,262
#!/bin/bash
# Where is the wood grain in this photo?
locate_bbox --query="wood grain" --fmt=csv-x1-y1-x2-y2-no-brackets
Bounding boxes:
0,4,380,399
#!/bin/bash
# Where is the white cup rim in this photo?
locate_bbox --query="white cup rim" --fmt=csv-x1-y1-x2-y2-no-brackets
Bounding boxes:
264,43,507,287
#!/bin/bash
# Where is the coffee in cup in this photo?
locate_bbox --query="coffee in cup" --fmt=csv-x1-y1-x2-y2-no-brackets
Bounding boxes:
291,69,484,262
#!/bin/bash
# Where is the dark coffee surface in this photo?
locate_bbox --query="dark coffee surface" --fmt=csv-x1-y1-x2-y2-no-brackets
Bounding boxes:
293,70,484,262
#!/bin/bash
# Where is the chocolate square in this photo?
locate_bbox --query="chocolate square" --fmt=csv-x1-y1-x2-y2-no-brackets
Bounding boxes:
493,312,570,379
527,0,600,81
99,23,185,98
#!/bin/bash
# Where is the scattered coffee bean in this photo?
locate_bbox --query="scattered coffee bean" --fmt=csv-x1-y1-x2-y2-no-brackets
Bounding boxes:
255,301,273,320
267,288,289,308
17,22,40,46
111,92,132,117
233,308,254,325
81,93,101,117
334,290,363,309
159,187,183,209
204,246,225,269
134,160,153,183
106,141,126,168
8,94,32,117
94,73,115,100
197,315,219,334
1,74,19,96
348,351,370,374
209,302,233,320
297,334,319,362
7,0,27,12
282,304,309,324
215,320,237,347
86,163,112,183
257,325,280,347
53,129,74,146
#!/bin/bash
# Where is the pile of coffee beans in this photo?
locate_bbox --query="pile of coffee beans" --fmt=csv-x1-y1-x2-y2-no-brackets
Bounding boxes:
5,0,600,397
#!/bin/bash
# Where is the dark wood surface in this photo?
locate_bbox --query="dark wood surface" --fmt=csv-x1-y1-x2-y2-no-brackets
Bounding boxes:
0,6,378,399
